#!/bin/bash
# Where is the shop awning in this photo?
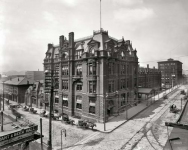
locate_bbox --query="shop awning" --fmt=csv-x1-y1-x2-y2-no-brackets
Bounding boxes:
89,102,95,106
77,100,82,104
138,88,154,94
55,95,59,98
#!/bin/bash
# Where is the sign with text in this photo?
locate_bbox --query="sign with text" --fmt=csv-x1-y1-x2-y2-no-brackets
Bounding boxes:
0,125,38,147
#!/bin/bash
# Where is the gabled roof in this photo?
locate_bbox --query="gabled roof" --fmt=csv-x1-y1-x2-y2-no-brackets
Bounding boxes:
4,77,34,85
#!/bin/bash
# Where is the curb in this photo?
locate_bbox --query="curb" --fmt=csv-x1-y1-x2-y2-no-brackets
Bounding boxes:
98,87,180,133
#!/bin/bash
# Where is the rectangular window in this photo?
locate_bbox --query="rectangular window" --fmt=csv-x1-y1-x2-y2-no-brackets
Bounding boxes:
54,92,59,104
62,95,68,107
76,64,82,76
121,94,126,106
89,81,96,93
76,96,82,109
55,98,59,104
62,66,68,75
108,80,114,92
89,106,95,114
62,80,68,90
89,97,96,114
75,50,83,59
89,64,96,75
109,63,114,75
76,83,82,91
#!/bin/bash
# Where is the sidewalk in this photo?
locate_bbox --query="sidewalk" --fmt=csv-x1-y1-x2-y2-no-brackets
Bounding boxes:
94,85,180,133
2,85,180,133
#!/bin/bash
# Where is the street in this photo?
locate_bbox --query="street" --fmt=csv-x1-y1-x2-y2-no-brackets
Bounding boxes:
2,85,186,150
62,86,186,150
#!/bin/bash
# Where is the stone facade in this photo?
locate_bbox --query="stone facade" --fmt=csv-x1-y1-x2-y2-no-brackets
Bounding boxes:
43,29,139,122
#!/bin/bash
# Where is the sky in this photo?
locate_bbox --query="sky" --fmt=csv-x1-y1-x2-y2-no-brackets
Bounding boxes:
0,0,188,73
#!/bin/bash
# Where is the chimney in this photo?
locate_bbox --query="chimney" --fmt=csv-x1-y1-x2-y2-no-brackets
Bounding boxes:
147,64,149,72
48,43,53,50
59,35,64,47
69,32,74,48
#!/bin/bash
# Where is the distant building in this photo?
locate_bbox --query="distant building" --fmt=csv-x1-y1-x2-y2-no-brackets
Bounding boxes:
25,71,44,81
2,77,34,104
43,29,139,122
158,58,183,88
138,65,161,90
25,80,44,108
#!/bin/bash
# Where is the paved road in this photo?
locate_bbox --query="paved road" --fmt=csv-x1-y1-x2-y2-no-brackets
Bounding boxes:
64,87,185,150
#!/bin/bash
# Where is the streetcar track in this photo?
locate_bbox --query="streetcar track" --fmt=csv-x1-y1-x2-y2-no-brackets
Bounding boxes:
120,88,181,150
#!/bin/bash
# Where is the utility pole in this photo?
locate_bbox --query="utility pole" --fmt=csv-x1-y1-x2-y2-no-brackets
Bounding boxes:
103,93,106,131
3,82,4,111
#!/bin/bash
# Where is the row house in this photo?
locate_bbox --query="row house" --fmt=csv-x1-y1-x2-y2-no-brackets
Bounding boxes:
25,80,44,108
43,29,139,123
158,58,183,88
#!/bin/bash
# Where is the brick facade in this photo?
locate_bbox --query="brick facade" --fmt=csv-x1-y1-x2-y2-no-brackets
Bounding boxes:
158,58,183,88
44,29,139,123
138,64,161,90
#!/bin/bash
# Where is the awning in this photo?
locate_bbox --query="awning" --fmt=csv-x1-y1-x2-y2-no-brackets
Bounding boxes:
77,100,82,103
63,98,68,100
138,88,154,94
89,102,95,106
55,95,59,98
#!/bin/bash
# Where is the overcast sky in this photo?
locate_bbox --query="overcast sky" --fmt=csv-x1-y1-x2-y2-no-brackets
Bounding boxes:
0,0,188,72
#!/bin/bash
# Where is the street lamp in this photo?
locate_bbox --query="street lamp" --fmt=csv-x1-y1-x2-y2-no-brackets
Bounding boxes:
172,74,175,90
45,69,54,150
116,91,119,116
0,81,5,111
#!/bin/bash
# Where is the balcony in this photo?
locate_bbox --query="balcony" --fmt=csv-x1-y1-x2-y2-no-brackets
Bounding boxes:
73,74,83,79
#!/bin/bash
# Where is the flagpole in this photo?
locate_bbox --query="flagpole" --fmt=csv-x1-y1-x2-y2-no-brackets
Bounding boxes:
100,0,101,30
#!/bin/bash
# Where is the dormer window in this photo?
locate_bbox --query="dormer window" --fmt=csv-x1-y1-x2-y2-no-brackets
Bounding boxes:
75,50,83,59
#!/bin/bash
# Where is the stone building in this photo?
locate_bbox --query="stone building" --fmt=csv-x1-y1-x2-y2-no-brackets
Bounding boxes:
25,80,44,108
158,58,183,88
43,29,139,122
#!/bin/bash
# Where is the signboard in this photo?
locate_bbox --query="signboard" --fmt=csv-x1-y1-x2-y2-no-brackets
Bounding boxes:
0,125,38,147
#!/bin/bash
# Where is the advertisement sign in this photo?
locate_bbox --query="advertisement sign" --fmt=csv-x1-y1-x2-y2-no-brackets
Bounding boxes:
0,125,38,147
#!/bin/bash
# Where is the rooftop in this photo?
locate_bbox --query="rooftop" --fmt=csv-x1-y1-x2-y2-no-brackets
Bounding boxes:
3,77,34,85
